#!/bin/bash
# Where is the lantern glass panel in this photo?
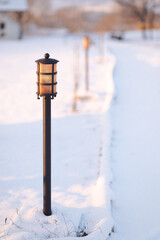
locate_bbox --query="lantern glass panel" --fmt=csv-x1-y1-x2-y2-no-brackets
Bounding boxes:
40,64,52,73
53,64,57,73
54,84,56,93
54,74,57,83
40,85,52,95
39,75,52,95
40,74,52,83
54,70,57,93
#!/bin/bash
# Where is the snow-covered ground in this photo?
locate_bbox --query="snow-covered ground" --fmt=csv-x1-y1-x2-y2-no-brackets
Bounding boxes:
0,32,114,239
1,29,160,240
108,31,160,240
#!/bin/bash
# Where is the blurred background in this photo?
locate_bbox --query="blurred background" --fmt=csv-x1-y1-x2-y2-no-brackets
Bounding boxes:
1,0,160,40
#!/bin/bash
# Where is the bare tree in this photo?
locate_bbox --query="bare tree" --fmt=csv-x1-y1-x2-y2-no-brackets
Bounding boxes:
9,0,51,39
8,10,28,39
115,0,160,39
9,11,24,39
27,0,51,18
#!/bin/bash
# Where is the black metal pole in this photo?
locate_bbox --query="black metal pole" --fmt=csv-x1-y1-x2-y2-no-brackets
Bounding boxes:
43,95,52,216
85,48,89,91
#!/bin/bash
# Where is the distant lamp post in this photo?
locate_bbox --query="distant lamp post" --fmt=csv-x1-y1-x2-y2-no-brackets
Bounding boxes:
83,36,90,91
98,31,104,59
35,53,59,216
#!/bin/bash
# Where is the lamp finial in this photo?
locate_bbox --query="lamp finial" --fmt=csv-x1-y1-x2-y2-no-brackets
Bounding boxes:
44,53,50,59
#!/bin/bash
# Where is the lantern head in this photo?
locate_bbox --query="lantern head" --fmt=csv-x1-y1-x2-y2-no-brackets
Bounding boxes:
83,36,90,50
35,53,59,99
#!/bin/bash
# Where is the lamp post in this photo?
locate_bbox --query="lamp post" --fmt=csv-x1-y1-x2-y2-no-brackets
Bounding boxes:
35,53,59,216
83,36,90,91
98,31,104,59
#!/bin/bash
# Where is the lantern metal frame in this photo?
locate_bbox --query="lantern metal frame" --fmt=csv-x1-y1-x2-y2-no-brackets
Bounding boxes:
36,53,59,100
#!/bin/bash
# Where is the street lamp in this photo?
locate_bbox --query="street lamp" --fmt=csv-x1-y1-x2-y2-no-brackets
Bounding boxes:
83,36,90,91
35,53,59,216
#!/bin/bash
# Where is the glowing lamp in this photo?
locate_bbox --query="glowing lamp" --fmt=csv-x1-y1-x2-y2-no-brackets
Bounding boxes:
36,53,59,99
83,36,90,50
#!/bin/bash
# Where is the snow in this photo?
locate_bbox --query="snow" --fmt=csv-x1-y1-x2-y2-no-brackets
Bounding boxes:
51,0,116,13
108,32,160,240
0,32,114,239
0,0,28,12
1,28,160,240
83,3,118,13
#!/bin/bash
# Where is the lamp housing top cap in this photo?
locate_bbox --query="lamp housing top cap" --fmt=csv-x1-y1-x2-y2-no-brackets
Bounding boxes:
35,53,59,64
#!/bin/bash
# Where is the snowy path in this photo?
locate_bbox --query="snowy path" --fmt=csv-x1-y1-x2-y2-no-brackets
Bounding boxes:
108,41,160,240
